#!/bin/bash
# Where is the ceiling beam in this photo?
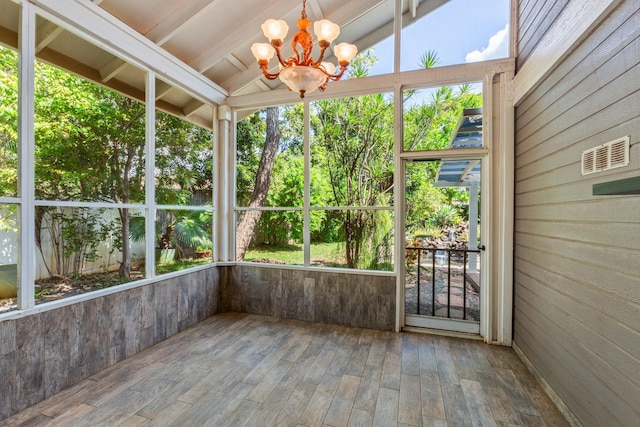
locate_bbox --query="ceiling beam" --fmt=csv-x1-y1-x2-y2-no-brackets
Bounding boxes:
35,21,64,53
99,57,128,82
306,0,324,18
155,79,173,100
37,45,145,102
145,0,217,45
224,53,248,72
188,1,301,74
182,98,205,117
408,0,419,18
0,25,18,49
33,0,227,105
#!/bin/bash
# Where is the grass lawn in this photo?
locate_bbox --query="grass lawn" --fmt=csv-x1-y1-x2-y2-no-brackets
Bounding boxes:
155,257,213,274
244,242,347,267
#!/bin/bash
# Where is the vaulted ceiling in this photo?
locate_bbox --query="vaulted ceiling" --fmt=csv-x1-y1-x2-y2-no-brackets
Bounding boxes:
0,0,449,128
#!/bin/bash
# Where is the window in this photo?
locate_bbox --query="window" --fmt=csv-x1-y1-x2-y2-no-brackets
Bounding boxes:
235,92,395,272
0,204,18,313
403,84,482,152
1,11,217,312
0,45,18,198
310,93,394,271
33,52,148,300
236,104,304,265
400,0,510,72
155,83,215,271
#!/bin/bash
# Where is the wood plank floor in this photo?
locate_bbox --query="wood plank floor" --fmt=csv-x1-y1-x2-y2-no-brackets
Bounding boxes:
1,313,569,427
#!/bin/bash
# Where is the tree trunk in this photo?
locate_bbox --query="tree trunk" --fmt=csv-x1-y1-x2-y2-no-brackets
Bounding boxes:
118,207,131,279
235,106,280,260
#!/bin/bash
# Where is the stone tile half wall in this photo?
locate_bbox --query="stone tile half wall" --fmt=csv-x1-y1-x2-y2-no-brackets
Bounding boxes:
223,265,396,331
0,266,221,420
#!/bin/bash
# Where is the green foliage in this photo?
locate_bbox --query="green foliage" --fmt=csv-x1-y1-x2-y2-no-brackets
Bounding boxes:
403,84,482,152
244,243,303,265
0,205,17,234
428,204,461,228
155,110,214,205
233,49,480,271
155,257,211,274
418,50,440,69
130,209,212,256
311,92,394,208
0,45,215,278
35,207,117,277
236,112,266,206
310,89,395,269
0,46,18,197
346,49,378,78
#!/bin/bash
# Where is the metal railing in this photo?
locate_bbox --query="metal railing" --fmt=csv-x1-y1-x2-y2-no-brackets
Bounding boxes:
405,247,481,321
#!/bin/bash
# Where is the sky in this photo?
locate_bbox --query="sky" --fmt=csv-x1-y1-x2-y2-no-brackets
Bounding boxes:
368,0,511,76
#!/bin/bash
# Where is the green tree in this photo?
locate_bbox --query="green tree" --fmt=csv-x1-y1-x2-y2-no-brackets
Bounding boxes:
155,110,214,206
311,86,395,268
0,46,18,197
236,104,307,253
33,60,146,279
235,106,281,259
0,51,214,279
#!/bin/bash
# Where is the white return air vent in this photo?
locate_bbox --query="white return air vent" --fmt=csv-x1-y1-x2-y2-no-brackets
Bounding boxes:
581,136,629,175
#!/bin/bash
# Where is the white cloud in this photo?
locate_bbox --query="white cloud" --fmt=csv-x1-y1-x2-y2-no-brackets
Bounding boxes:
465,24,509,63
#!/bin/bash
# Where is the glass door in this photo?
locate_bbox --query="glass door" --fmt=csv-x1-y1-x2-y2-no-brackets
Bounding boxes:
403,159,482,334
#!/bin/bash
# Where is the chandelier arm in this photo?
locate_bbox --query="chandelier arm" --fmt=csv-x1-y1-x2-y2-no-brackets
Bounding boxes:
312,45,329,66
326,62,349,82
293,45,303,65
312,67,331,78
258,61,280,80
273,48,290,68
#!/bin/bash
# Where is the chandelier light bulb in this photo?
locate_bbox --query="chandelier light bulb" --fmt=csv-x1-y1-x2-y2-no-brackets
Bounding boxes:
313,20,340,44
261,19,289,42
251,43,276,61
320,62,336,75
334,43,358,63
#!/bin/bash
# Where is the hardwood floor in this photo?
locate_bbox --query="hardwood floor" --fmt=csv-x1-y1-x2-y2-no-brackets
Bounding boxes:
0,313,569,427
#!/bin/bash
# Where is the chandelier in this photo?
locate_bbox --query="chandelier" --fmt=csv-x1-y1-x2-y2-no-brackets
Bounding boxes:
251,0,358,98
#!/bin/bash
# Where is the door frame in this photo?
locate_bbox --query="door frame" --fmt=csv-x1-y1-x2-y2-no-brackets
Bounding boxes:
395,70,514,345
401,155,487,336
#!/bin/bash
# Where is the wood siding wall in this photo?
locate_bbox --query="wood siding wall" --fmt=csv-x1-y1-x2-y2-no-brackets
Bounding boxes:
223,265,396,331
517,0,570,68
514,1,640,426
0,267,222,420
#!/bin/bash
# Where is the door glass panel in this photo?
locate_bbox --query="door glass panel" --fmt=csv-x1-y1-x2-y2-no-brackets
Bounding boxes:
404,160,481,322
